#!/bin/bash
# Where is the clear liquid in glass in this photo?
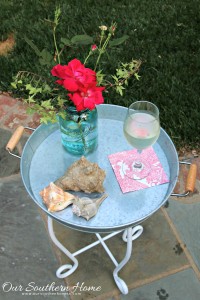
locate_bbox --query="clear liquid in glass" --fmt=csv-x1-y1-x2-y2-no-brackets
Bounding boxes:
123,112,160,150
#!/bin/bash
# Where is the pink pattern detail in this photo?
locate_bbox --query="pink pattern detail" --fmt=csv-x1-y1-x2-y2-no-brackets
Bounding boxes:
108,147,169,193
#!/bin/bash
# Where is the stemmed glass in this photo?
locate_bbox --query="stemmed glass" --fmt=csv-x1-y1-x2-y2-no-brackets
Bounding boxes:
123,101,160,180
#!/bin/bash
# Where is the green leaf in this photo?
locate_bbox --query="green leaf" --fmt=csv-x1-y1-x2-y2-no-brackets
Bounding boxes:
41,49,53,62
34,104,43,110
27,96,36,103
11,82,17,89
116,69,126,78
60,37,71,46
134,73,141,80
57,97,65,107
31,87,42,94
28,88,36,95
26,107,35,114
116,85,124,96
96,70,105,86
43,84,52,93
24,36,41,56
40,117,48,124
109,35,129,47
25,83,33,91
39,59,49,66
111,75,118,82
41,49,52,60
39,49,53,66
41,100,53,109
71,35,93,45
58,111,66,120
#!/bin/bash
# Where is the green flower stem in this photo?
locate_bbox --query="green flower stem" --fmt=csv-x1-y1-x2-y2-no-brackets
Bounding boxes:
84,50,92,65
99,30,105,48
78,121,87,152
94,33,112,71
53,6,61,64
53,28,60,64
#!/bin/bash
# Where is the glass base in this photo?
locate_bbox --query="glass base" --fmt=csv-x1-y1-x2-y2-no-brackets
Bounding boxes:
61,138,97,155
122,157,151,180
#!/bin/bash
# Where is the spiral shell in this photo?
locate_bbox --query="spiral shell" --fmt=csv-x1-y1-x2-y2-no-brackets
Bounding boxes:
72,194,108,220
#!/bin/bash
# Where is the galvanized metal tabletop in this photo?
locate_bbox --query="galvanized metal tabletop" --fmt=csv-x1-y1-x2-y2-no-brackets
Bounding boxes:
21,104,179,233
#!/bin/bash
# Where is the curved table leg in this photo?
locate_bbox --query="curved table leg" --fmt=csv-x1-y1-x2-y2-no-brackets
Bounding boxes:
113,225,143,295
122,225,144,243
48,217,78,278
48,216,143,294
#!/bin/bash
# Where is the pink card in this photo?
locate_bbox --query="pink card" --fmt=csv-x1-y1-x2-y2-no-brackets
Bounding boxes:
108,147,169,193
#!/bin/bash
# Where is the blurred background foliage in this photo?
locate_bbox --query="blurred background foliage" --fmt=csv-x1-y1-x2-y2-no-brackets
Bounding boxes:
0,0,200,149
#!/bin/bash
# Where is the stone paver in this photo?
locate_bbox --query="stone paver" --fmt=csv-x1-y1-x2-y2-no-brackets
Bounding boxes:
121,268,200,300
166,199,200,270
0,128,28,177
0,175,70,300
50,209,189,299
0,94,41,131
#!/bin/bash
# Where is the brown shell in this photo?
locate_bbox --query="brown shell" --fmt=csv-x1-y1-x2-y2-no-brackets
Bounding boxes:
55,156,106,193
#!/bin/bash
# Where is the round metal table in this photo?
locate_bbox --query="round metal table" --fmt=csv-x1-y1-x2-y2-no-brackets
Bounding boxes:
20,104,179,294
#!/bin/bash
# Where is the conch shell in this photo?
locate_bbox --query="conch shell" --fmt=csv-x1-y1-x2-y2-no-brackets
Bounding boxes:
55,156,106,193
40,182,108,220
40,182,75,212
72,194,108,220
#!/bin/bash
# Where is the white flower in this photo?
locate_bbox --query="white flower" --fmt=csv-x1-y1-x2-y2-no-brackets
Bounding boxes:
99,25,107,31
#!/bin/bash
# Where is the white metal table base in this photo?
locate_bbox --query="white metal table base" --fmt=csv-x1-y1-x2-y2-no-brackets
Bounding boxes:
48,217,143,295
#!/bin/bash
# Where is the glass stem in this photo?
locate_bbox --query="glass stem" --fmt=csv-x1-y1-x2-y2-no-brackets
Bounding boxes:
134,150,143,169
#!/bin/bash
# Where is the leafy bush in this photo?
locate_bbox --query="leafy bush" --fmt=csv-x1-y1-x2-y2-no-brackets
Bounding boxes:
0,0,200,149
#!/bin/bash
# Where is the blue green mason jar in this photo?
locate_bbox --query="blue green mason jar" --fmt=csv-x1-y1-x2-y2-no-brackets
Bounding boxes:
58,106,98,155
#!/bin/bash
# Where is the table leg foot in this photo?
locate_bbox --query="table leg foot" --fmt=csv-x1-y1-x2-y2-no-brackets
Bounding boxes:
114,276,129,295
48,217,78,278
122,225,143,243
113,225,143,294
56,263,78,279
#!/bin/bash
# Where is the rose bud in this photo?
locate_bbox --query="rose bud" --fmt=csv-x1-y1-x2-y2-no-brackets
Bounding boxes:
91,44,97,51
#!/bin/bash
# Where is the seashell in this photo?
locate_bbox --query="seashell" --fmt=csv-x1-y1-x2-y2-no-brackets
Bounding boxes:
72,194,108,220
40,182,76,212
55,156,106,193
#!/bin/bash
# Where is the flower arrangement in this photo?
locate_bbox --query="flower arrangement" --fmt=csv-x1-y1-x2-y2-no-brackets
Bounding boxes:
11,7,141,123
51,58,105,111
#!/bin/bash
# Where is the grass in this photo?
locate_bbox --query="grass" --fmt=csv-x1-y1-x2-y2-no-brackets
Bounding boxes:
0,0,200,149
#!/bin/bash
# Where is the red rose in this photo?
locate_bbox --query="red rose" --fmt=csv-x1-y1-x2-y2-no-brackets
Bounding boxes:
68,85,105,111
51,64,67,78
51,59,96,92
51,58,105,111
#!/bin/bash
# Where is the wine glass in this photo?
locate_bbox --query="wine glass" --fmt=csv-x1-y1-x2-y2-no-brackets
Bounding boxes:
123,101,160,180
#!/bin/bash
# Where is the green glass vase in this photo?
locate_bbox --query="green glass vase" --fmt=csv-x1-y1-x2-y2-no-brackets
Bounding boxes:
58,106,98,155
